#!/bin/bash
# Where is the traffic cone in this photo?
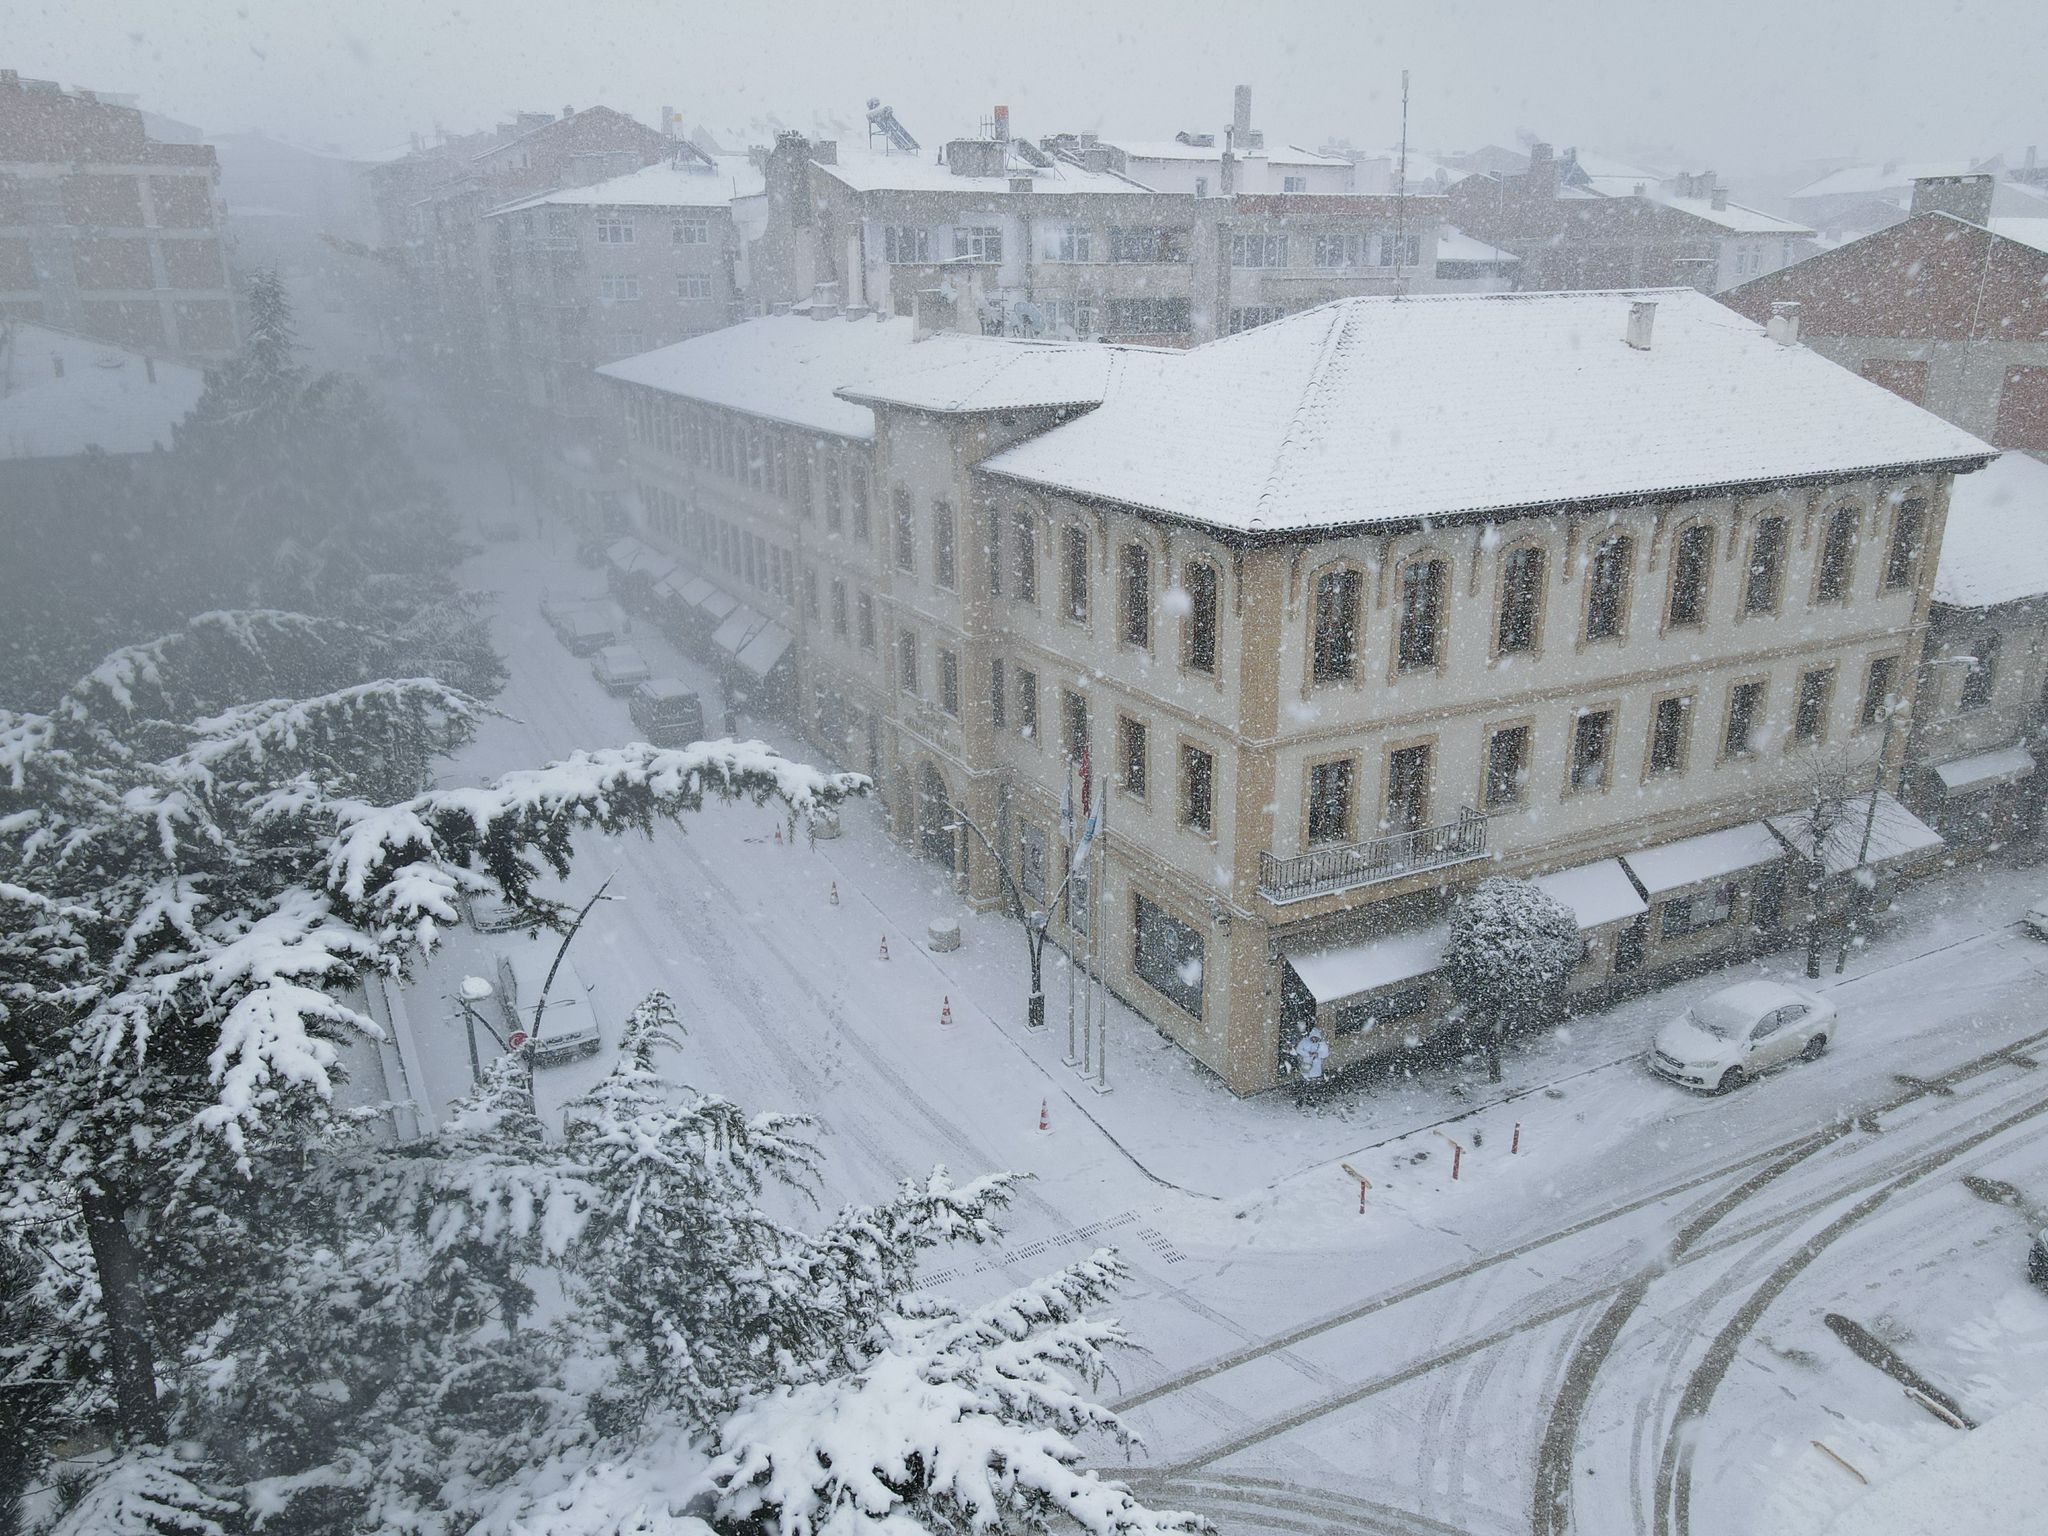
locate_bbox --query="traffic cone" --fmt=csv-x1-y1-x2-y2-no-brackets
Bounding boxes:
828,881,839,905
1038,1098,1049,1133
940,996,954,1026
878,934,890,961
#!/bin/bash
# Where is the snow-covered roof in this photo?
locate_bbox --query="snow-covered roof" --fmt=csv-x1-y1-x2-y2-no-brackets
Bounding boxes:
1620,821,1785,898
1284,922,1448,1005
1532,859,1647,930
1764,792,1942,877
815,142,1147,195
1648,195,1812,236
1931,743,2034,792
838,341,1130,414
0,323,205,461
1434,228,1520,264
597,313,921,440
488,155,764,217
1790,160,1984,199
1101,139,1346,169
981,289,1993,537
1991,217,2048,257
1934,450,2048,608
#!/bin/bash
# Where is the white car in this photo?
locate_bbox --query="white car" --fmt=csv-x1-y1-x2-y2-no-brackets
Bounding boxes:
1649,979,1837,1093
493,949,602,1066
592,644,652,695
2024,894,2048,940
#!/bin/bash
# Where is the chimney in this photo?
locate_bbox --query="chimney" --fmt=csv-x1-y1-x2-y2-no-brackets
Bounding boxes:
1082,146,1110,174
1767,300,1801,348
1527,142,1558,201
1233,85,1252,147
812,139,837,165
1710,186,1728,210
562,104,574,120
1625,300,1656,351
1911,172,1995,225
993,104,1010,142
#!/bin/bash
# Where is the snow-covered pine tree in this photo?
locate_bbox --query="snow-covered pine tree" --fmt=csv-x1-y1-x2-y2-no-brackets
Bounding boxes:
1441,876,1583,1081
0,615,862,1511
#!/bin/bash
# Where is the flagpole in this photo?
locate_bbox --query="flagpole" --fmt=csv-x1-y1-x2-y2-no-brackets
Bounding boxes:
1093,780,1111,1095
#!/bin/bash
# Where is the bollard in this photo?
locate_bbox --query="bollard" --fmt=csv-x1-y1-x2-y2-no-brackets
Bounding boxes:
1452,1143,1462,1180
774,826,783,845
878,934,890,961
1511,1122,1521,1155
1038,1098,1049,1133
829,881,839,905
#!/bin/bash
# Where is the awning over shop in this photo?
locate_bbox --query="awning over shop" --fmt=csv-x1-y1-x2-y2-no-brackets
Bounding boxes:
678,575,717,609
1932,743,2035,794
734,622,793,680
1283,922,1449,1007
650,576,687,609
697,586,739,622
1532,858,1648,929
1765,792,1944,878
1620,821,1784,899
605,537,673,582
712,607,767,656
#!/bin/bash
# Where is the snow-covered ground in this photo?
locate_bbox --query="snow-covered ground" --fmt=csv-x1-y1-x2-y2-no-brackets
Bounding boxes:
376,354,2048,1536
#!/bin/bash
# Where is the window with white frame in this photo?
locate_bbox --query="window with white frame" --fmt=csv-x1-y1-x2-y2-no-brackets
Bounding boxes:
1227,305,1284,334
677,274,712,300
954,225,1003,262
1045,296,1095,334
1378,230,1421,267
596,215,635,244
1230,230,1288,267
1282,175,1308,193
1053,225,1091,262
598,275,640,302
1313,230,1368,268
673,217,710,245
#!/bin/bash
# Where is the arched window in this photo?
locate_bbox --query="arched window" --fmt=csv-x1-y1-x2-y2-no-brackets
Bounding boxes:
1586,535,1633,640
1816,507,1858,603
1183,559,1219,674
1744,516,1788,615
1496,545,1544,654
1119,543,1150,647
1312,567,1361,683
1883,499,1926,592
1667,524,1713,628
1061,525,1089,621
1397,557,1447,670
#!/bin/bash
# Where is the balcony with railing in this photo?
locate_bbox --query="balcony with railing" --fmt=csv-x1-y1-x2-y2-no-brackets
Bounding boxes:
1259,808,1489,905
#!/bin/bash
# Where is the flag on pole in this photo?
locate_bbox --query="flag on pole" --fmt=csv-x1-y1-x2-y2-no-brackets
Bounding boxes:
1059,757,1075,847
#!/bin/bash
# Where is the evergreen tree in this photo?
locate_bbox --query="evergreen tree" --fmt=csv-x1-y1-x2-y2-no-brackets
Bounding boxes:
1441,877,1583,1082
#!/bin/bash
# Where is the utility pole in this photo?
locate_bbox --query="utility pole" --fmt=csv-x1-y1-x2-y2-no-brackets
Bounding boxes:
1394,69,1411,296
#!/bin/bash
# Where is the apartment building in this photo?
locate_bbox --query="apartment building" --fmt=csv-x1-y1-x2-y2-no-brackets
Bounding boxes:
0,69,237,362
1448,144,1813,293
482,147,761,523
363,105,670,400
602,289,1986,1094
751,91,1450,345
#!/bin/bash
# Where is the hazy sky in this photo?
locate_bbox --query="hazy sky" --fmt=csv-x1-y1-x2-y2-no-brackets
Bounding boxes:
10,0,2041,178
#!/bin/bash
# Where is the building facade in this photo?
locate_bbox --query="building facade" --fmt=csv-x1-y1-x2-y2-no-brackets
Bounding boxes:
1447,144,1813,294
601,291,1987,1094
0,69,237,362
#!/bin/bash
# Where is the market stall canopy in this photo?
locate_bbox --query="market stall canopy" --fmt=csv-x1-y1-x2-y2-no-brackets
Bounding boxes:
712,606,767,656
735,622,793,679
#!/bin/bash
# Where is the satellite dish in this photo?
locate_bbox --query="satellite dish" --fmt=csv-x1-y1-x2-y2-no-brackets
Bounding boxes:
1011,300,1048,337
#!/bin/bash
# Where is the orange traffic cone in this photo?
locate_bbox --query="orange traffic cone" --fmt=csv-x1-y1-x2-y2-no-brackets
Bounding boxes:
1038,1098,1049,1133
828,881,839,905
940,996,954,1026
878,934,890,961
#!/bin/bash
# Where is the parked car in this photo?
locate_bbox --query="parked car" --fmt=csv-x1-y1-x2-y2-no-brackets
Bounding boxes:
462,887,523,933
593,644,652,695
1648,979,1837,1093
628,678,705,747
556,609,617,656
2024,893,2048,940
2030,1228,2048,1292
493,948,602,1066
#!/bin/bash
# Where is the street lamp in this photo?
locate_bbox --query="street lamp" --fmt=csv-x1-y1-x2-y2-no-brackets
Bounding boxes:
943,800,1080,1033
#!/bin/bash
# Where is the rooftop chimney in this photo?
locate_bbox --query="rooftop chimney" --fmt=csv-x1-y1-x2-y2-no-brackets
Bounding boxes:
1767,300,1801,348
1710,185,1728,210
1527,142,1558,201
561,104,574,120
1625,300,1657,351
1081,145,1110,174
1910,172,1995,226
993,104,1010,142
1233,85,1252,148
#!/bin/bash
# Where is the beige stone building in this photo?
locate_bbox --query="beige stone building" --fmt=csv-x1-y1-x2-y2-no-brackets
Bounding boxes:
602,289,1990,1094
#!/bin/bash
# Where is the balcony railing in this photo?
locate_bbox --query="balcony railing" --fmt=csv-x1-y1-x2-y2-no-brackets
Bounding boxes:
1259,807,1489,904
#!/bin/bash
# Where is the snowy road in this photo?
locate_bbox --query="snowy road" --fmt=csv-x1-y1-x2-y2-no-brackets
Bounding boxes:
383,371,2048,1536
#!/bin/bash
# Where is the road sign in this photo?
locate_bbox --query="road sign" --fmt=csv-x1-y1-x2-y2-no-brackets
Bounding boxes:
507,1030,529,1050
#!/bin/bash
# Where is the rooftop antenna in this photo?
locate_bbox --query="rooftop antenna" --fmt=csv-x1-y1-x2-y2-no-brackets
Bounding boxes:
1394,69,1410,297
